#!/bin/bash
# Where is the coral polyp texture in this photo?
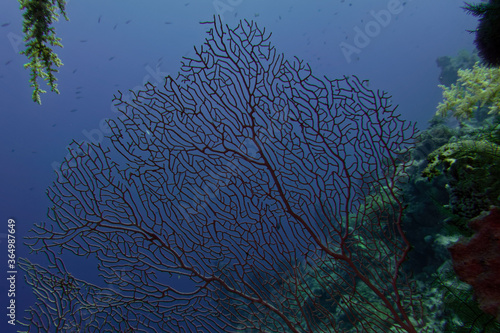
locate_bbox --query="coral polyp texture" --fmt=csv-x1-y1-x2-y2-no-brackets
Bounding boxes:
19,19,423,332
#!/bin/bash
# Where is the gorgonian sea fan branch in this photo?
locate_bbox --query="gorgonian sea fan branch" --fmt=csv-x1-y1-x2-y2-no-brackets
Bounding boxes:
21,17,423,332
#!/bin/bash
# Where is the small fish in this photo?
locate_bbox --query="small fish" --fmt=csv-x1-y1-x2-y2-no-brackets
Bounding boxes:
108,56,115,61
52,123,57,127
125,20,131,24
73,69,77,74
113,24,118,30
164,21,172,25
80,39,87,42
1,23,10,27
5,60,12,65
75,91,82,94
98,15,102,23
70,109,77,112
76,86,82,89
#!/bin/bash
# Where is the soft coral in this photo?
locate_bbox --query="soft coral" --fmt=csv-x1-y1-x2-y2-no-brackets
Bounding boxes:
449,206,500,320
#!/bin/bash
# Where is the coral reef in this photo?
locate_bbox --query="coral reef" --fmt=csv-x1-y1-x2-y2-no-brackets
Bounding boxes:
413,121,500,330
416,49,500,328
402,123,456,276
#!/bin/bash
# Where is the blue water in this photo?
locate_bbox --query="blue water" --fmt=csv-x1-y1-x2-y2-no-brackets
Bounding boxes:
0,0,476,332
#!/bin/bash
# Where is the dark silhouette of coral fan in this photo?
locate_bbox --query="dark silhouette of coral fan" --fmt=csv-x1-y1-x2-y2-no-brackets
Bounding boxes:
20,19,423,332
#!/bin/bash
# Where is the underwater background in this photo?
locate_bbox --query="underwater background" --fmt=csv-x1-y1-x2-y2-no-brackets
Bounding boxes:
1,0,494,332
